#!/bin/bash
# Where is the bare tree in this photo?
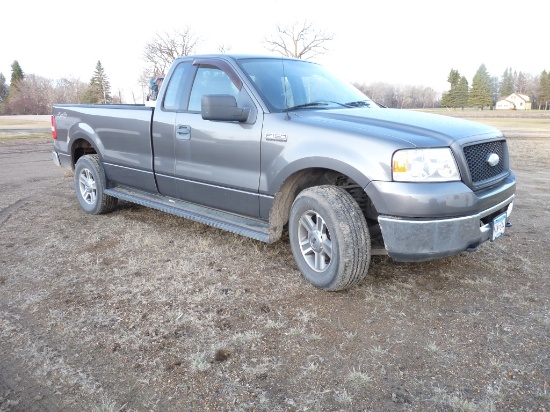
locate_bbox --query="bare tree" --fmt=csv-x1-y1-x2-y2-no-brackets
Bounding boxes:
2,74,93,114
131,89,140,104
2,74,53,115
354,81,441,109
263,21,334,60
53,77,87,104
217,43,232,53
111,89,123,104
143,28,202,75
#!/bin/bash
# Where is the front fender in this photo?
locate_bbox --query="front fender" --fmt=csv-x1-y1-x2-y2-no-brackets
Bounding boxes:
259,113,401,196
269,156,372,195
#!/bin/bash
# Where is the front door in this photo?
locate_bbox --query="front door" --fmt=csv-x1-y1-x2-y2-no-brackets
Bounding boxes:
173,63,263,218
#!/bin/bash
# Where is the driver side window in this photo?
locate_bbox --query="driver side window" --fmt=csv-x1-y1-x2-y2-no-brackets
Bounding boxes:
188,67,239,112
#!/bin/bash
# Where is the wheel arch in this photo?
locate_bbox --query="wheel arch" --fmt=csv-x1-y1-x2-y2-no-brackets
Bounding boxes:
268,157,372,193
68,123,104,169
267,165,378,243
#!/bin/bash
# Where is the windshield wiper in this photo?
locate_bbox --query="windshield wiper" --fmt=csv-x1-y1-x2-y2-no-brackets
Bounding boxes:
282,100,352,112
282,102,329,112
344,100,372,108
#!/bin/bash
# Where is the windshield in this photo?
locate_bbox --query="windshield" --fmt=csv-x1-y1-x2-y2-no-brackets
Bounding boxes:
238,58,379,112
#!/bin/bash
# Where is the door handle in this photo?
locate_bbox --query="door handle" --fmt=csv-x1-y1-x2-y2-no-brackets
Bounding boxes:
176,125,191,140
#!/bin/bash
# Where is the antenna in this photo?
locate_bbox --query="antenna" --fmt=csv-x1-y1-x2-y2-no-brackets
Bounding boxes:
281,56,289,111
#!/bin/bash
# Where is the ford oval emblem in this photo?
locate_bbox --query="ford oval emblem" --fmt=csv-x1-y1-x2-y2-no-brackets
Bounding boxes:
487,153,500,167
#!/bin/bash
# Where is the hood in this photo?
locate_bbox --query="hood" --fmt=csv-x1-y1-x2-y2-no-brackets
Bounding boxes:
292,108,502,147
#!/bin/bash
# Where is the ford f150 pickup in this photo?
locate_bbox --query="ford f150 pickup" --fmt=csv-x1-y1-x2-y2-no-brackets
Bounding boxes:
51,54,516,291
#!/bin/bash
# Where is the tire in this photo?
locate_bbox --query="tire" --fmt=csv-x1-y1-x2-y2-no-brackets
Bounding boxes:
289,185,371,291
74,154,118,215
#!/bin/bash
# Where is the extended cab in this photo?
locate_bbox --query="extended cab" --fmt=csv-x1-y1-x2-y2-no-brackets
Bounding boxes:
51,54,516,291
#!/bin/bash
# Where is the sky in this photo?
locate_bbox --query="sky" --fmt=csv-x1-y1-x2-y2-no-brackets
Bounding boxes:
1,0,547,103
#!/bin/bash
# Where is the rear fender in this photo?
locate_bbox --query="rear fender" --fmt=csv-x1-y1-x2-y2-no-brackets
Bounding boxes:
68,122,105,165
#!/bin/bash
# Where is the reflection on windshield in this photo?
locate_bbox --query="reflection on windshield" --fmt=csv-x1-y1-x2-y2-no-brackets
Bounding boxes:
238,58,378,112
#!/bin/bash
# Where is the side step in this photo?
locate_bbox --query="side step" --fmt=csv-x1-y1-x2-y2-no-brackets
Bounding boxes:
104,187,271,243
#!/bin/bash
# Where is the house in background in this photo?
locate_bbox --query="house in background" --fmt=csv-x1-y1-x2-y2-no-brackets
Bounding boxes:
496,93,532,110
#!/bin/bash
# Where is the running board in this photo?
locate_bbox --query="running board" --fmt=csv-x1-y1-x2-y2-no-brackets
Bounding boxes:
104,187,271,243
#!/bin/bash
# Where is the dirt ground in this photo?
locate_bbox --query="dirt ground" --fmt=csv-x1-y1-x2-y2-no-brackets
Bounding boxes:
0,114,549,411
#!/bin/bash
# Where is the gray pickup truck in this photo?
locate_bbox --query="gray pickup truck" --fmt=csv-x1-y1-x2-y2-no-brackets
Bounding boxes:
51,54,516,291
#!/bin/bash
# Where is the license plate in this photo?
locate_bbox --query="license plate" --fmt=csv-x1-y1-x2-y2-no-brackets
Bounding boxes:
491,212,507,241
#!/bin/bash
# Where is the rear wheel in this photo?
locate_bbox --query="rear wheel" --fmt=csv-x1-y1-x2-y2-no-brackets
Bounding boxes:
289,185,371,291
74,155,118,215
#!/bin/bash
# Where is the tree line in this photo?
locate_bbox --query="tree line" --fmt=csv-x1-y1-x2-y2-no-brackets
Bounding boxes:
0,60,114,115
439,64,550,110
1,23,549,114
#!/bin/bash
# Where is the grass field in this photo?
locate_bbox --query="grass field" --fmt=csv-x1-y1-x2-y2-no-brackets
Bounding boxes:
0,115,50,128
0,115,51,140
415,109,550,137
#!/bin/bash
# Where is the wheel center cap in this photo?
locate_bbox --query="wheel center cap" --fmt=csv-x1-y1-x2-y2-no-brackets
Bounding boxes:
309,231,323,253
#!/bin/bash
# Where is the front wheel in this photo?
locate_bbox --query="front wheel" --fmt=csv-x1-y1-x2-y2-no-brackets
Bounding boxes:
289,185,371,291
74,154,118,215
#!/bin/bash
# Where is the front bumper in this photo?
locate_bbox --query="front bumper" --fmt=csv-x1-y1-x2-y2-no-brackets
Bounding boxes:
378,195,514,262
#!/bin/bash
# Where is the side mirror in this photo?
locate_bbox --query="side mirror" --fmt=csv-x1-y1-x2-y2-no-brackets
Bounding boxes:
201,95,250,122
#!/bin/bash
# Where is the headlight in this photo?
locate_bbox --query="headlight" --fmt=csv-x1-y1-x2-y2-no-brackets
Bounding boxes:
392,148,460,182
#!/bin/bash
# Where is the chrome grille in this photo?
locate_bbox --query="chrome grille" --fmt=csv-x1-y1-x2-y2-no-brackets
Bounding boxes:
463,141,505,184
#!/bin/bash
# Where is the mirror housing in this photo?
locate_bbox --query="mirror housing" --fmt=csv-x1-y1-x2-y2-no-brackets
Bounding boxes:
201,95,250,122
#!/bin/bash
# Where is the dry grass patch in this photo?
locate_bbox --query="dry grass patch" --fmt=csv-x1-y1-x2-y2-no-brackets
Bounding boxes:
0,115,50,128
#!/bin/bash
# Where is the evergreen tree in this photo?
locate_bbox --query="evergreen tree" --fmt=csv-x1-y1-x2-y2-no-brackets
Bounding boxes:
469,64,493,110
10,60,25,90
0,73,9,105
441,69,461,108
499,67,515,97
82,61,111,104
513,70,519,92
440,91,451,107
455,76,469,109
539,70,550,110
491,76,500,106
448,69,460,87
2,63,24,113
